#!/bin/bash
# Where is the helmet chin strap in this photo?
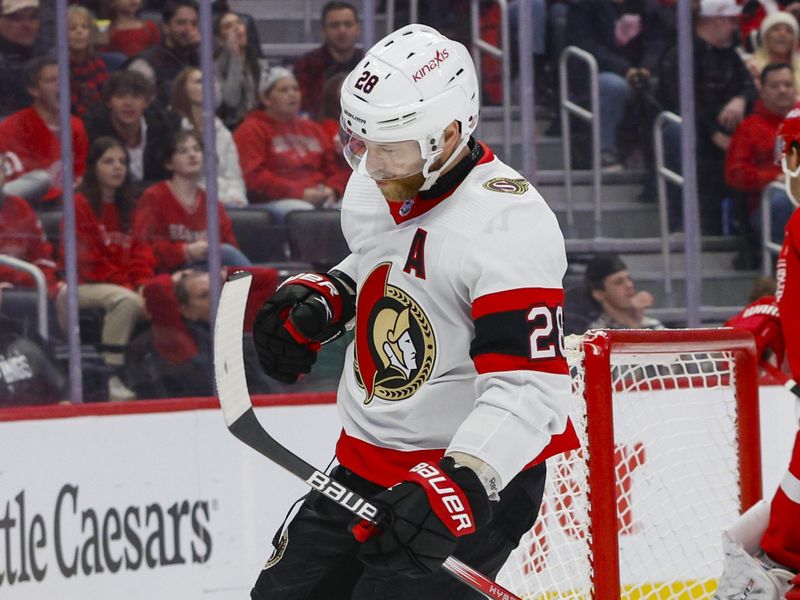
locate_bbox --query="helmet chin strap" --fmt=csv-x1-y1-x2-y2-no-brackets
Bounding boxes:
781,156,800,208
419,136,469,192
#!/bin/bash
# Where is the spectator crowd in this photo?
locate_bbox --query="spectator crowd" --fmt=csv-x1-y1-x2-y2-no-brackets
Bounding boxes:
0,0,358,403
2,0,800,404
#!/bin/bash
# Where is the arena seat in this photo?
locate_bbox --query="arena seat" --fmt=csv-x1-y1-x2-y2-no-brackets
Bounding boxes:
284,209,349,271
227,207,289,264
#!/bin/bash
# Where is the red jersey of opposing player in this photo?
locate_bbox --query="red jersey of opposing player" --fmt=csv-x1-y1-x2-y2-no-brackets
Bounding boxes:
725,295,785,365
776,209,800,381
760,205,800,574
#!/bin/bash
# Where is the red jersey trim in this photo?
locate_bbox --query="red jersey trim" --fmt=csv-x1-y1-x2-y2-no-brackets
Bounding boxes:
527,417,580,467
336,418,579,489
387,141,496,225
473,353,569,375
336,432,446,487
472,287,564,319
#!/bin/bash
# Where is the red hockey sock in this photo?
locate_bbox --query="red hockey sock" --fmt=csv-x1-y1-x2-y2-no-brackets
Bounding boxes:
762,431,800,572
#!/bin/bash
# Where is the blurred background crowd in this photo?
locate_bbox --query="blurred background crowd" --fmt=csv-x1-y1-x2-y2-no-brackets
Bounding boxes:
0,0,790,404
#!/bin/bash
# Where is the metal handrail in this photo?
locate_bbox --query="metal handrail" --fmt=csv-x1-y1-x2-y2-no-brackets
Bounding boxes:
559,45,601,238
761,181,784,275
0,255,48,340
470,0,512,161
653,111,683,298
383,0,419,33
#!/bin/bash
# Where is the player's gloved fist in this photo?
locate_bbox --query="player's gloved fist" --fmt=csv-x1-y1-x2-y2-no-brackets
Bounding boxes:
350,457,492,577
253,271,355,384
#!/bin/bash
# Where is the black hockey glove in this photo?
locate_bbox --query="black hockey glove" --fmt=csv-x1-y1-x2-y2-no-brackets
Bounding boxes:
253,271,355,384
350,457,492,577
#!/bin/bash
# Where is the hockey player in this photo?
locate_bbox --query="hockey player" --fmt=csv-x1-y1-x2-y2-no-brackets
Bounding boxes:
250,24,578,599
715,109,800,600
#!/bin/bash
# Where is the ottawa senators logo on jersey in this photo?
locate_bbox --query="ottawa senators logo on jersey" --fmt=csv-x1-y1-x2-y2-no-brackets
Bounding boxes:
354,262,436,404
482,177,529,195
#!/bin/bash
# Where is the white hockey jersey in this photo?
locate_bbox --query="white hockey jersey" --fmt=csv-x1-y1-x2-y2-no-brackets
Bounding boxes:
332,142,578,490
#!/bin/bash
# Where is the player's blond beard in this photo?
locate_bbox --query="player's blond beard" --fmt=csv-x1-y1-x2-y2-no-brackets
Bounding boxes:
377,171,427,203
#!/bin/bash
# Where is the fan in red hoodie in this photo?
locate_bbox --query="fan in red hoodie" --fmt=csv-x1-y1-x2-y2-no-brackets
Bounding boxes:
0,57,88,205
132,130,250,274
233,67,350,223
58,137,154,401
725,63,798,242
142,266,278,397
0,152,59,299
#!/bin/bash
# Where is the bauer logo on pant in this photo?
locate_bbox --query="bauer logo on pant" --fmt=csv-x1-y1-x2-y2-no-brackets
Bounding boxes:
354,262,436,404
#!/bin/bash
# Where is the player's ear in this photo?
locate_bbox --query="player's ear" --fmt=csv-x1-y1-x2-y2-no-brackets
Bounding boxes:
789,143,800,173
442,121,461,150
590,288,605,304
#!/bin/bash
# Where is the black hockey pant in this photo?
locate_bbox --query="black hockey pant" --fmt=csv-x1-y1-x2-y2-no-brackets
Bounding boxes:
251,462,547,600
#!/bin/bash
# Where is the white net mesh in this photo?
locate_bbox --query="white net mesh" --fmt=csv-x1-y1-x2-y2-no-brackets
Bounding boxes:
497,334,748,600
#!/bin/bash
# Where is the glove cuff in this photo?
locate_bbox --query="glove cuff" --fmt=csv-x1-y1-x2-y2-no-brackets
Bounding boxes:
403,459,491,538
440,457,492,530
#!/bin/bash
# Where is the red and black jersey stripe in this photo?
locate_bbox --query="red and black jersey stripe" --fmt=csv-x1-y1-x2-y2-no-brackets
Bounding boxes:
471,288,567,375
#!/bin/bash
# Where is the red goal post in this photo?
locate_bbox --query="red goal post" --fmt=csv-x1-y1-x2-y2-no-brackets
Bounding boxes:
498,328,762,600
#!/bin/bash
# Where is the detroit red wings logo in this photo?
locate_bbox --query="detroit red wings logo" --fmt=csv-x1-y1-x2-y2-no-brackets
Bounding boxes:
354,263,436,404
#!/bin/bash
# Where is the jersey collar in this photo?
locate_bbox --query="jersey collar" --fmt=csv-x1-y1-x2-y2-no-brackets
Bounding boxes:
386,138,494,225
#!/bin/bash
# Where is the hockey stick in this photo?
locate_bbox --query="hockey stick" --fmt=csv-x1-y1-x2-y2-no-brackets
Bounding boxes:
760,360,800,399
213,271,522,600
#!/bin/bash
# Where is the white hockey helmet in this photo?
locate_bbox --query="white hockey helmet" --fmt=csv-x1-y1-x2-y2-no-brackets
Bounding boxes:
339,24,480,190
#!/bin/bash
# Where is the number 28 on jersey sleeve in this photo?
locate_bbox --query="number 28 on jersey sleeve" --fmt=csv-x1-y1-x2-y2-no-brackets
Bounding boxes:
469,288,567,376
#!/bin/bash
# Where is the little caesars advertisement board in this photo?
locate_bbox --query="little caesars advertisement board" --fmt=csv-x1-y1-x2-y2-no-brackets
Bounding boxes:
0,388,796,599
0,404,340,599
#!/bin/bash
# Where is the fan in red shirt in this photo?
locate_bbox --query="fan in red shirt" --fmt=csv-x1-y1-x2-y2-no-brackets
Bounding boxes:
0,56,88,206
133,130,250,273
293,1,363,120
233,66,350,224
57,137,154,401
102,0,161,57
716,106,800,600
0,152,59,300
142,266,278,397
726,64,798,233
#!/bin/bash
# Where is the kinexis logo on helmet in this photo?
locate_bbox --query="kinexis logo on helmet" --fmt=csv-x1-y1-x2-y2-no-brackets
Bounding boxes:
412,48,450,82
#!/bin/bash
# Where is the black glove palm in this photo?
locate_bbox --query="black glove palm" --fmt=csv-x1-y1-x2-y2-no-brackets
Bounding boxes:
253,272,355,384
352,457,492,577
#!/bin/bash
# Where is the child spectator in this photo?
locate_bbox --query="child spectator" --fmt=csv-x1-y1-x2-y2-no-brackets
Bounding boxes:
60,136,153,401
214,9,260,130
83,69,180,187
318,71,350,174
233,67,349,223
170,66,247,207
68,5,108,118
747,11,800,96
133,130,250,273
102,0,160,57
0,56,89,206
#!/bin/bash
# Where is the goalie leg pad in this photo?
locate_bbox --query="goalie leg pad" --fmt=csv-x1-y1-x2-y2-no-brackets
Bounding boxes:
714,530,794,600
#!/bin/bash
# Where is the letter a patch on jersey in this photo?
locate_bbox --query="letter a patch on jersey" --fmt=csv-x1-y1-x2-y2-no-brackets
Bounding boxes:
403,228,427,280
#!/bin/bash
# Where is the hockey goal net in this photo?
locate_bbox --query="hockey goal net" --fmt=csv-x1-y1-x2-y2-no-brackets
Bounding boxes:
498,328,762,600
